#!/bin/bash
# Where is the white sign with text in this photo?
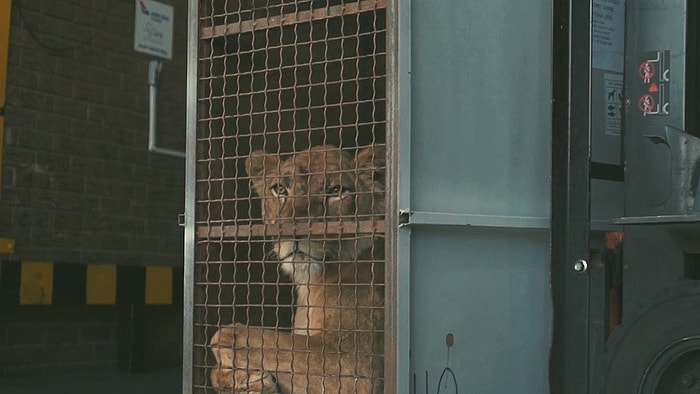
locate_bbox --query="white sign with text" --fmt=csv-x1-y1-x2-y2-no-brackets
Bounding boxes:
134,0,173,59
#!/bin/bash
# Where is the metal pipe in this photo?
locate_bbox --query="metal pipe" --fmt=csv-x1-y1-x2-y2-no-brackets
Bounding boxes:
148,60,185,159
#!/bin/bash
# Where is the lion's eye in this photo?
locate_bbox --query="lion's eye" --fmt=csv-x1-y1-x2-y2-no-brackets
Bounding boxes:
326,185,352,196
270,183,288,197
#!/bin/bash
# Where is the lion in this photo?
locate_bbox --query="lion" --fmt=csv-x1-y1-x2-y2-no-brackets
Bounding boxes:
210,144,386,393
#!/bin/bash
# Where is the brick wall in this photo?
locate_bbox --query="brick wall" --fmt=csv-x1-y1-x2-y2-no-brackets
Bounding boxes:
0,305,183,377
2,0,187,266
0,0,187,377
0,307,119,377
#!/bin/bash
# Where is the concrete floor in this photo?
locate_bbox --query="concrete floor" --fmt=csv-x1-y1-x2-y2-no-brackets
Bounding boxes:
0,368,182,394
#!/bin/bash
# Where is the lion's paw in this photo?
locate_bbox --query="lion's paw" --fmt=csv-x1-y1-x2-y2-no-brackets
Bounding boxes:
211,367,279,393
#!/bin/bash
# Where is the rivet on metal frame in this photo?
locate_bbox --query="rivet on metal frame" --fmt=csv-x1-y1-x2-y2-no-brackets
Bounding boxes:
573,259,589,275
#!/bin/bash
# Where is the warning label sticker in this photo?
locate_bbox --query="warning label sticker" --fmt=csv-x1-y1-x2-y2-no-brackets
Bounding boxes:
604,73,623,135
635,50,670,116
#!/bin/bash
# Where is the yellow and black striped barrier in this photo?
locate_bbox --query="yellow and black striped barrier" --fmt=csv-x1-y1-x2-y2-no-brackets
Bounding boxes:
0,260,184,373
0,260,183,306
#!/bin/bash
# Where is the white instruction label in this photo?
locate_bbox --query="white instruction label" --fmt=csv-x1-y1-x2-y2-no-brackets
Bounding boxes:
592,0,625,73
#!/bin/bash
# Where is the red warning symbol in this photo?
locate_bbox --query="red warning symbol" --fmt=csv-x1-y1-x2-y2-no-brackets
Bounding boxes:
638,94,655,113
639,61,655,83
648,83,659,93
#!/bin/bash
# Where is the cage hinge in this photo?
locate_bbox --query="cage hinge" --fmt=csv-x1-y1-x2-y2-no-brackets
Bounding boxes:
178,213,185,227
398,209,411,227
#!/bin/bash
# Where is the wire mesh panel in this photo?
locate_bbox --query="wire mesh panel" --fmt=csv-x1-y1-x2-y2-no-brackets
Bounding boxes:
192,1,387,392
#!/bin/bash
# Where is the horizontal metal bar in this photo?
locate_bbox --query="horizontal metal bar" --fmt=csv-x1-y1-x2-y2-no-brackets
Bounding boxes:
200,0,387,39
406,211,550,229
198,219,386,239
613,213,700,225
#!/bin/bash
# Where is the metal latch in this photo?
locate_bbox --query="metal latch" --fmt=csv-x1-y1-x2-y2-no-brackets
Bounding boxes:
398,209,410,227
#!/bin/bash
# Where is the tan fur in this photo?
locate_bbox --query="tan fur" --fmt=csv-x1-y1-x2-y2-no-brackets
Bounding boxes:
210,145,385,393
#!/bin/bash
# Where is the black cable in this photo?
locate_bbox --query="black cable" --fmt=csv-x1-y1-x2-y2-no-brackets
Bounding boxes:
436,367,459,394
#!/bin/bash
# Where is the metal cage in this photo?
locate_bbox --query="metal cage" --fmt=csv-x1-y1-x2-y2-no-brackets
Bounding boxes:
186,1,388,392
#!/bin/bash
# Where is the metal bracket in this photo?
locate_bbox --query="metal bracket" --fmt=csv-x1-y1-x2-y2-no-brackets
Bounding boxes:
398,209,411,227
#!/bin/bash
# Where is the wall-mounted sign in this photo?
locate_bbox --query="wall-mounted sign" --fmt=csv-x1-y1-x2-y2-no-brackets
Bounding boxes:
134,0,173,60
592,0,625,73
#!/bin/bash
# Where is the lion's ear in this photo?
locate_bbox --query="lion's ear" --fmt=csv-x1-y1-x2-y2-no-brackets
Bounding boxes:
246,150,279,196
354,145,386,189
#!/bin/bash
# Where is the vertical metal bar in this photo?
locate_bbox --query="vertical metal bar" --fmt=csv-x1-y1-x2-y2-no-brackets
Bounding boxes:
182,0,199,392
550,0,592,392
388,0,411,392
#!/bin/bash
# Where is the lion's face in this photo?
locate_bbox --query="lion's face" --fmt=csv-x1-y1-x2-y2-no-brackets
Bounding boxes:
246,145,384,281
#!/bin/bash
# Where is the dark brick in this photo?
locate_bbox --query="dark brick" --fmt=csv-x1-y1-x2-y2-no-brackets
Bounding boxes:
90,140,122,161
4,109,38,132
50,210,84,231
122,74,147,96
14,129,53,151
72,80,105,103
54,193,99,212
6,65,38,89
69,118,103,139
6,86,54,112
101,160,135,182
44,325,80,344
117,146,149,166
37,74,73,97
54,96,88,118
11,207,52,228
18,6,64,36
57,343,94,363
88,66,122,90
34,151,71,173
79,323,115,343
101,16,131,37
52,134,87,155
105,126,137,146
40,0,76,22
49,173,86,194
15,166,51,189
18,47,58,74
94,343,118,361
0,346,25,367
69,156,103,176
44,248,81,263
7,325,44,345
105,90,137,110
55,58,90,80
35,113,72,135
97,196,131,216
68,0,96,10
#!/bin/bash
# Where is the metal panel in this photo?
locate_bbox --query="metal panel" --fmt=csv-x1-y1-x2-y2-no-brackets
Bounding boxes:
397,0,553,392
410,227,550,393
409,2,551,219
